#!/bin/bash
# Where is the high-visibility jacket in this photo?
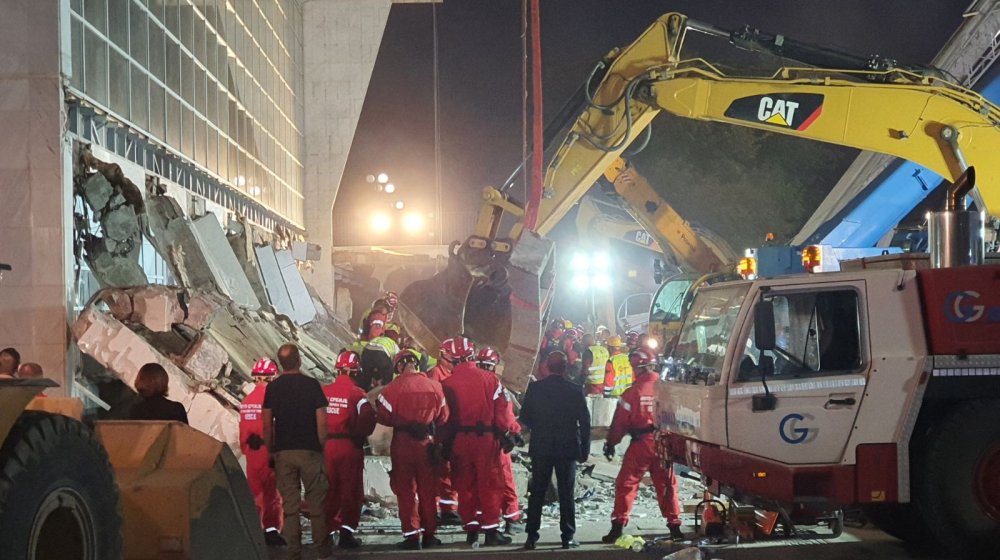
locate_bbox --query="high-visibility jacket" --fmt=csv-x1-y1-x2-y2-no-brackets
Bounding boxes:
604,353,634,396
366,336,399,358
586,345,610,385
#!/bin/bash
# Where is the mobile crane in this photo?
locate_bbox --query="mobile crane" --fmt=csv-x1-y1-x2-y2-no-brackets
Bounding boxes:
396,11,1000,553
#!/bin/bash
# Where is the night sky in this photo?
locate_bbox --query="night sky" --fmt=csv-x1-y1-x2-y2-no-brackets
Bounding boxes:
335,0,968,244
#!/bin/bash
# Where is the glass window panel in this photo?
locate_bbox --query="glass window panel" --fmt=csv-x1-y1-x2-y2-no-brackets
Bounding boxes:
166,93,181,147
206,33,217,76
108,0,129,50
164,0,179,39
193,12,206,65
70,18,85,91
195,117,206,165
108,49,130,118
85,0,108,34
217,90,229,135
130,65,149,129
195,67,207,116
84,28,108,106
181,53,194,104
149,81,165,139
206,127,217,173
182,106,194,157
72,0,83,14
180,4,194,50
148,21,165,81
165,40,180,91
229,141,239,182
129,2,148,65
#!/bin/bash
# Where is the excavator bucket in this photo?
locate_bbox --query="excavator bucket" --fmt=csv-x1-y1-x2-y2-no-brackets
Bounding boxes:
399,233,556,392
95,421,268,560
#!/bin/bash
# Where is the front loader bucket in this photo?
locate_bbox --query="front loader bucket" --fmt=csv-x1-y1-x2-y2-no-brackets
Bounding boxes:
95,421,268,560
399,233,556,393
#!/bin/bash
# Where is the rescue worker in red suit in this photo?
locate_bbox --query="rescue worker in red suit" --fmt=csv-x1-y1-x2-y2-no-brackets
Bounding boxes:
601,348,684,543
441,336,517,547
322,351,376,549
240,358,286,546
475,346,524,534
375,349,450,550
425,339,462,526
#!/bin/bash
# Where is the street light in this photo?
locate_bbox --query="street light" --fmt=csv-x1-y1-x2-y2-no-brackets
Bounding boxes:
377,172,389,184
569,251,611,332
403,212,425,233
371,213,391,233
384,183,396,194
393,200,405,210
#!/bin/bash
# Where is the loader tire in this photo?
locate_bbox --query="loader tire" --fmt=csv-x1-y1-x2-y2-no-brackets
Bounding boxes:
914,400,1000,556
0,412,122,560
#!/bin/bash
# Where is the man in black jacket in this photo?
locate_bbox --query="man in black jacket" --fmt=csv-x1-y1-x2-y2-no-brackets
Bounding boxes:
518,351,591,549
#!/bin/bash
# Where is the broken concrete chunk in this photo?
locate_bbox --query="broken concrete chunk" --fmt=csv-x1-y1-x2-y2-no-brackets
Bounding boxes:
180,335,229,383
102,289,134,320
88,247,149,288
363,457,396,506
183,291,223,330
82,173,113,211
104,205,139,243
274,249,317,325
131,286,185,332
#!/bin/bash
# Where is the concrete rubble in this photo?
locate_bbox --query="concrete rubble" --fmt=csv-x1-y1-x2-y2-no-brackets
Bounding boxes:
71,151,354,455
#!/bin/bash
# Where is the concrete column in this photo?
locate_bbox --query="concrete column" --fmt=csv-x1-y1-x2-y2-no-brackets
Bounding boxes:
0,0,72,392
302,0,394,308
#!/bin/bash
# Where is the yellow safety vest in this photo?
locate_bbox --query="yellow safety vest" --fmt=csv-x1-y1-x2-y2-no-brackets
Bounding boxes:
587,345,610,385
609,353,633,396
366,336,399,358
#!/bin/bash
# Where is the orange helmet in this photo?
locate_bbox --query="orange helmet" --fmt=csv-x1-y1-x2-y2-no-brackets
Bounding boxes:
476,347,501,369
335,350,360,372
629,347,656,369
441,336,475,362
252,357,278,377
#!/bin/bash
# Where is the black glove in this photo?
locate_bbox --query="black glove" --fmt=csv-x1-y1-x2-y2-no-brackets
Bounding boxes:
500,432,517,454
513,433,526,448
603,442,615,461
246,433,265,451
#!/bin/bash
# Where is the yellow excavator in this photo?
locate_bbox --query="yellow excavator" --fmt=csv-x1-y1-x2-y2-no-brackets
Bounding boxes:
400,11,1000,393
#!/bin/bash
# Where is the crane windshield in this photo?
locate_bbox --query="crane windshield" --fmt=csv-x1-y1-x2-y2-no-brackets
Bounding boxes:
663,284,749,386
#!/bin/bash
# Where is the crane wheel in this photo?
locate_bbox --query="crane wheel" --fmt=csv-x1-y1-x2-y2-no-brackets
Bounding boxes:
914,399,1000,556
863,503,932,545
0,412,122,560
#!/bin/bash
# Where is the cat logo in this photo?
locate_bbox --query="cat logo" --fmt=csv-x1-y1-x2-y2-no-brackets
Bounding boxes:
758,97,799,126
724,93,824,131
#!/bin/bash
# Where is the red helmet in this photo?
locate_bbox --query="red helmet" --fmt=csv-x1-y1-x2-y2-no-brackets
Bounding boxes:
335,350,360,372
441,336,475,362
476,347,501,369
625,330,640,347
385,291,399,308
629,347,656,369
394,349,422,373
251,357,278,377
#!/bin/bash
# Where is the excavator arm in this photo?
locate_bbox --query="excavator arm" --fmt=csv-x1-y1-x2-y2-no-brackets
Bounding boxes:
400,12,1000,391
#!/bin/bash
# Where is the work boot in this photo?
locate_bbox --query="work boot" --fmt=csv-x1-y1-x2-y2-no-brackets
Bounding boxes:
504,518,523,535
439,510,463,526
601,521,624,544
264,529,286,546
669,524,685,540
422,534,442,548
338,529,361,549
466,530,479,545
483,530,513,546
397,537,421,550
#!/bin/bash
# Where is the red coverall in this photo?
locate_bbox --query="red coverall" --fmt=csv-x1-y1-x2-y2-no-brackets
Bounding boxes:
607,370,681,527
426,363,459,515
322,375,376,534
441,362,516,533
375,371,449,539
239,383,282,532
499,388,522,522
